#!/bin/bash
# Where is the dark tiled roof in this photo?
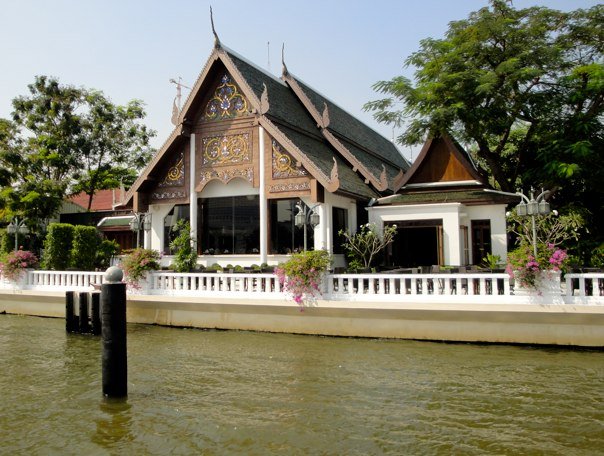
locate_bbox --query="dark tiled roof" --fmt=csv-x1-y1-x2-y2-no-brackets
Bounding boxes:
380,190,518,206
292,76,409,171
276,122,378,199
336,135,402,188
227,49,377,199
226,51,320,136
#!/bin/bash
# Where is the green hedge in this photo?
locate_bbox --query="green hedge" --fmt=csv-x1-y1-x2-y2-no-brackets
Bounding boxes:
43,223,75,270
71,225,100,271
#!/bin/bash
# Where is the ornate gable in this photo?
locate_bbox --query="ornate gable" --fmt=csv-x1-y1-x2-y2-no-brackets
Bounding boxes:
203,73,250,121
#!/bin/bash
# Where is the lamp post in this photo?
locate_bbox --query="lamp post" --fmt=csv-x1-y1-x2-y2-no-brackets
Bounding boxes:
129,213,152,248
515,188,551,258
6,218,29,252
295,202,320,251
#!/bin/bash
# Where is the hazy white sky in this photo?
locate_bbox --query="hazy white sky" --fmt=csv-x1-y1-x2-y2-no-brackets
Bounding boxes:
0,0,598,160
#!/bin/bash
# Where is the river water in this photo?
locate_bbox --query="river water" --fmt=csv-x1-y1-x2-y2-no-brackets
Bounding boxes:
1,314,603,455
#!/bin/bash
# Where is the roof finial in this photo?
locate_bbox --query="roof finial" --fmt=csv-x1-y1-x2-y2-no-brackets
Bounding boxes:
281,43,289,76
210,6,221,49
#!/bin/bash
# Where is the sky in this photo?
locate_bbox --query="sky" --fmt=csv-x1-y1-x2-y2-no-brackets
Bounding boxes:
0,0,599,161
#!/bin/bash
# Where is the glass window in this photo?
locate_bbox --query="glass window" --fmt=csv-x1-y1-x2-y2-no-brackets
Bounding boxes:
199,196,259,254
163,205,190,254
332,207,348,254
268,199,314,254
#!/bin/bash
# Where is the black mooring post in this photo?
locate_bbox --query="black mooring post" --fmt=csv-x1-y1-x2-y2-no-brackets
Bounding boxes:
79,292,90,333
101,267,128,398
65,291,76,333
91,292,101,336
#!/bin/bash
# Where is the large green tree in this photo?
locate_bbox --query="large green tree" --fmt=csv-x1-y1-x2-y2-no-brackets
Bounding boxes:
0,76,155,230
365,1,603,251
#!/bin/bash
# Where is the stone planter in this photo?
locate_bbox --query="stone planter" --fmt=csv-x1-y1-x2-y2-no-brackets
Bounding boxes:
513,270,562,302
127,272,151,295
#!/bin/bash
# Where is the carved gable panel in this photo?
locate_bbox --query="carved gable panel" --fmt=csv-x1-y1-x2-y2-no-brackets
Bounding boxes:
271,139,308,179
204,73,250,121
202,133,251,167
157,150,185,188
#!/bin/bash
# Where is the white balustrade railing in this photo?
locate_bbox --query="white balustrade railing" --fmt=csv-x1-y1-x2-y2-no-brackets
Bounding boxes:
1,269,602,304
26,270,105,290
565,273,604,297
326,272,511,298
148,272,282,297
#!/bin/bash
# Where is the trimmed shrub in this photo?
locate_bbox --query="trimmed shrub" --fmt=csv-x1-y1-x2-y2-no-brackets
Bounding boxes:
71,225,100,271
43,223,75,270
96,239,120,270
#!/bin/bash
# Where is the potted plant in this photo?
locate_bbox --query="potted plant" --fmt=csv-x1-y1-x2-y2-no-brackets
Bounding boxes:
507,243,568,295
275,249,332,310
0,249,38,287
121,248,161,292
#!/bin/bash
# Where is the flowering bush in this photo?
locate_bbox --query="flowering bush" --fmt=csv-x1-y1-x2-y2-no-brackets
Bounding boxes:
340,223,397,271
275,250,332,309
506,243,568,289
0,249,38,282
121,248,161,286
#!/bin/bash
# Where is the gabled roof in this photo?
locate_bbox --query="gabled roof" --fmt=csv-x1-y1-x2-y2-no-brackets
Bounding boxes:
374,135,518,207
283,72,409,191
122,42,401,206
69,189,119,211
394,135,484,191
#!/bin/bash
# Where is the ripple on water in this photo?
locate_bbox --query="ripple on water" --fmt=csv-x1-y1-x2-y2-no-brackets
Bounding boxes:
1,315,603,455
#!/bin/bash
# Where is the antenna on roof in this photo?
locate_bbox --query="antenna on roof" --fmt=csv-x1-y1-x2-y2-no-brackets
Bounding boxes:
281,43,289,76
267,41,271,72
210,6,221,49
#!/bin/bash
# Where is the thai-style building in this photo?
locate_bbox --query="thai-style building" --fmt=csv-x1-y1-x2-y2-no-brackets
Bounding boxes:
118,36,514,269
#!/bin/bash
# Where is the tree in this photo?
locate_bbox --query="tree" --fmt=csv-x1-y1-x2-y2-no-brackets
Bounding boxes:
169,220,198,272
340,223,397,271
71,90,154,210
365,1,603,249
0,76,155,229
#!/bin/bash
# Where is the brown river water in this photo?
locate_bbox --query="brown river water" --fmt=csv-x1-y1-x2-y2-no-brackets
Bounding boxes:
1,314,603,455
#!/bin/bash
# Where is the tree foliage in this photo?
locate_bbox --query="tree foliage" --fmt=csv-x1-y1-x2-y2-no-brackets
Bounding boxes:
365,1,603,247
0,76,155,232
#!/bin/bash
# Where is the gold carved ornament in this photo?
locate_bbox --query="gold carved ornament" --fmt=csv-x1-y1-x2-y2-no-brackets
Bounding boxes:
202,134,250,166
204,74,249,120
271,140,307,179
158,152,184,187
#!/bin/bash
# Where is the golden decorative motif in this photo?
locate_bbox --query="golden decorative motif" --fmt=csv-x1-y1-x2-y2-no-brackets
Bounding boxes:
158,152,184,187
204,74,249,120
202,133,250,166
271,140,307,179
269,182,310,193
198,167,254,189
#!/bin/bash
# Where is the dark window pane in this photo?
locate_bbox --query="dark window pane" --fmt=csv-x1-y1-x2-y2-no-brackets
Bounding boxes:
332,207,348,254
199,196,259,255
163,204,190,254
268,199,314,254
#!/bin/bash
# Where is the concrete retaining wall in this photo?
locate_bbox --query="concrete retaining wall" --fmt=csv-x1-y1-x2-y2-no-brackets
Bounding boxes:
1,290,603,347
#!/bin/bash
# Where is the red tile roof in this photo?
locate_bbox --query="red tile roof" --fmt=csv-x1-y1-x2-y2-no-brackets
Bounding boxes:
69,190,117,211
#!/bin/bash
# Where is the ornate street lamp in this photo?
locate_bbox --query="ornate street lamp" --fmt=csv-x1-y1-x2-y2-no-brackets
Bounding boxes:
6,218,29,252
515,188,551,258
295,202,320,251
129,212,152,248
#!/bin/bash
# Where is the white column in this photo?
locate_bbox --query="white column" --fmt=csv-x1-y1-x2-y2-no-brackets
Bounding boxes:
312,203,328,251
259,126,267,264
443,210,461,266
189,134,198,250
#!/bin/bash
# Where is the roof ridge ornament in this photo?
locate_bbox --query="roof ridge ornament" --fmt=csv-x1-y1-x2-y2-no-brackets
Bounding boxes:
260,83,269,114
281,43,289,76
321,102,330,128
210,6,221,49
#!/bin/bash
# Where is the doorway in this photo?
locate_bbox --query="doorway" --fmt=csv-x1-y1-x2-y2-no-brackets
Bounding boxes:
388,220,443,268
471,220,491,265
